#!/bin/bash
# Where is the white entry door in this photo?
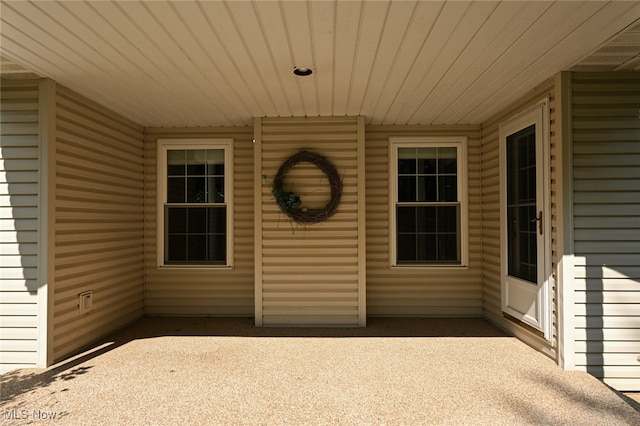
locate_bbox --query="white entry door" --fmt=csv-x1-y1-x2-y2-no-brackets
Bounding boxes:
500,100,551,340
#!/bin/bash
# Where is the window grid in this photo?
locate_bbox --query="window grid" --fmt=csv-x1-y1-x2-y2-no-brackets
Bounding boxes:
160,144,230,266
394,144,462,265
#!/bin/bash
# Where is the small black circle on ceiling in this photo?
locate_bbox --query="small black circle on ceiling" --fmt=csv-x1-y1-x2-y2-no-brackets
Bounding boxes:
293,67,313,76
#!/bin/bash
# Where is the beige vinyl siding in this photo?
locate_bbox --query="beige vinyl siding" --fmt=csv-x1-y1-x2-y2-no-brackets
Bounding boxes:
52,86,144,362
481,78,559,356
144,127,254,316
365,125,482,316
571,72,640,391
256,117,363,326
0,80,41,372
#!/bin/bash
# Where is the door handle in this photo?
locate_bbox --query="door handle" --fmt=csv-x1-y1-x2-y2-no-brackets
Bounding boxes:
530,211,543,235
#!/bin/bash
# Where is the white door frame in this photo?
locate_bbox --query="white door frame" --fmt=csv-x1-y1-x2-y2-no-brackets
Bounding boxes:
499,98,552,341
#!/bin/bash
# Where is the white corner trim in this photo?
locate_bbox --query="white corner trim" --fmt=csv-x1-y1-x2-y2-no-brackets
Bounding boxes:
37,79,56,368
253,118,263,326
556,71,576,369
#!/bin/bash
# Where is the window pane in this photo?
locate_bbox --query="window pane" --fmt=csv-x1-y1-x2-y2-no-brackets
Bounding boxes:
167,150,186,176
398,148,416,174
167,177,185,203
438,234,458,261
187,177,206,203
187,150,207,175
416,147,437,158
207,177,225,203
439,176,457,202
398,176,416,202
208,207,226,233
418,176,437,202
396,204,460,263
438,147,457,171
437,206,458,233
397,234,417,262
167,207,187,233
417,234,436,261
188,235,207,261
166,206,226,264
168,235,187,262
416,206,436,232
188,208,207,233
397,206,416,233
417,147,436,173
208,235,226,262
206,149,225,175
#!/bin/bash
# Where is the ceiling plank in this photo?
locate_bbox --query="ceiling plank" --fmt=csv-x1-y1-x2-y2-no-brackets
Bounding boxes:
357,0,421,124
308,0,336,117
251,0,304,117
280,1,318,117
332,0,367,117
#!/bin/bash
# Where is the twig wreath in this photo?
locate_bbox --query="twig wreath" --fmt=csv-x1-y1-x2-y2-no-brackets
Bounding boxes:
272,150,343,224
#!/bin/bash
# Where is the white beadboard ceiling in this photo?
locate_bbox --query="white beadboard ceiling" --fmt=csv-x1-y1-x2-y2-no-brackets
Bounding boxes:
1,1,639,127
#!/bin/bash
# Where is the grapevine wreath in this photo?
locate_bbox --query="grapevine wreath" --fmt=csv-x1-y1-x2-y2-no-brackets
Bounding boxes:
271,150,343,225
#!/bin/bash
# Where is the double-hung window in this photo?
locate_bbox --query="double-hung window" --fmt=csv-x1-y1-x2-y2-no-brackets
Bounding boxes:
390,137,468,266
158,139,233,267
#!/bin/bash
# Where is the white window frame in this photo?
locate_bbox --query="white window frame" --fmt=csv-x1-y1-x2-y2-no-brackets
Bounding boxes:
157,138,234,269
389,136,468,268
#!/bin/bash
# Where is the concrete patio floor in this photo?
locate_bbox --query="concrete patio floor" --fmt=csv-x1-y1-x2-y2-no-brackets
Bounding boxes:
1,317,639,425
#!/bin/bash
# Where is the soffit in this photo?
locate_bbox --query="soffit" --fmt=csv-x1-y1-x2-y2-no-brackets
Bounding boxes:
1,1,639,127
571,22,640,72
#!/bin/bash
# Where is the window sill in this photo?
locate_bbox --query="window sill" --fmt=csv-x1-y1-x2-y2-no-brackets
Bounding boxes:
158,265,234,271
390,264,469,270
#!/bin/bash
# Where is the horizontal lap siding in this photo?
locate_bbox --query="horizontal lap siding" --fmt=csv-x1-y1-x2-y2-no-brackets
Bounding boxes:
481,79,558,354
0,80,40,372
259,117,361,326
144,127,254,316
52,86,144,362
571,72,640,391
365,125,483,316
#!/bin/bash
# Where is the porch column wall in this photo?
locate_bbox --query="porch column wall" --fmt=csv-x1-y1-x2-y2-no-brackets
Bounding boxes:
255,116,365,326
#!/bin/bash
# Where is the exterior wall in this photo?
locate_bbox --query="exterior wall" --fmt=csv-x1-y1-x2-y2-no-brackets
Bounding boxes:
52,86,145,362
0,80,42,372
365,125,483,316
144,127,254,316
481,78,560,357
255,117,365,326
570,72,640,391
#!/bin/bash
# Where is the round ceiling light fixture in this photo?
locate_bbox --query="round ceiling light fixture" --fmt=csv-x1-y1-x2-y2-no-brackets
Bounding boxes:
293,66,313,77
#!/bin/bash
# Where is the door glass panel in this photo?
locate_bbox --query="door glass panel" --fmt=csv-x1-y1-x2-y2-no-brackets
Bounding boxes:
506,124,537,283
